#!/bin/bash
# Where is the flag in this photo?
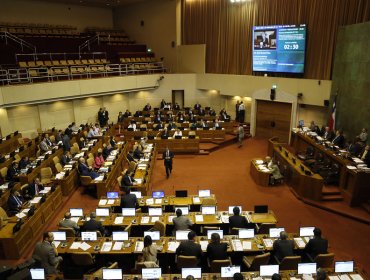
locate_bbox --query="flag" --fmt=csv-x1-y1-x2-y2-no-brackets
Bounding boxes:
328,95,336,131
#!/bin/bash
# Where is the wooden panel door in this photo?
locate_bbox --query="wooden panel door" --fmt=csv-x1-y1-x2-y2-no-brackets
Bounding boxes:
255,100,292,142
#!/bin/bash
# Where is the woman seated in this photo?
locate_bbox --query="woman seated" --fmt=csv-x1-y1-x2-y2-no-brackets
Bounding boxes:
93,149,105,170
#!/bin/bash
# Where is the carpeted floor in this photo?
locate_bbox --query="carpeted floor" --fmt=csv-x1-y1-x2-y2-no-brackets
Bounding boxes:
2,138,369,276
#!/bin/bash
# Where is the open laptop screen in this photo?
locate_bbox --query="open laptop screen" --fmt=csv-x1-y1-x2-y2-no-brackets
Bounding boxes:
107,191,119,199
298,263,317,275
176,230,191,240
122,208,136,216
148,207,163,216
102,269,123,280
51,231,66,241
70,208,83,217
144,231,160,241
207,229,224,240
201,205,216,215
142,268,162,279
182,268,202,279
299,227,315,237
198,189,211,197
112,231,129,241
96,208,110,217
81,231,98,241
152,191,165,198
30,268,45,280
238,229,255,239
175,206,189,215
269,227,285,238
335,261,354,273
228,206,242,214
254,205,268,213
221,266,241,278
260,265,279,277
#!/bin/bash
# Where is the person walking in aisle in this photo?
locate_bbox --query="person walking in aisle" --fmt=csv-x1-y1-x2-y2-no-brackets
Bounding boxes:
163,147,174,179
237,124,244,148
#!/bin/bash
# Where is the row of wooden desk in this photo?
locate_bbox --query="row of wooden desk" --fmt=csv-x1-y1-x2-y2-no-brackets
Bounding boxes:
0,132,22,155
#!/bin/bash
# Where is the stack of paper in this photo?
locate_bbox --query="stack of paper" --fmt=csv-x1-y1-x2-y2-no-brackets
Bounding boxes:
167,241,180,252
146,198,154,205
53,241,61,248
101,242,113,252
151,217,160,223
242,241,252,250
294,237,306,249
79,242,91,251
114,217,123,224
135,241,144,252
350,274,364,280
168,216,175,223
71,217,79,223
221,215,229,223
70,242,82,249
99,199,107,206
30,197,42,204
195,215,204,222
328,276,340,280
262,239,273,248
232,239,243,251
112,242,123,251
107,199,115,205
155,199,162,204
95,175,104,182
141,216,150,224
55,173,65,179
193,197,200,203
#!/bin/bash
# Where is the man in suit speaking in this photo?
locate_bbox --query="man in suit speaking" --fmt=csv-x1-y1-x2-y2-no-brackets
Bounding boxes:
163,147,174,179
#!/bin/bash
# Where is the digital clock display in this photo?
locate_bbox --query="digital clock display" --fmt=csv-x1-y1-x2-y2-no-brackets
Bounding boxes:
252,24,307,73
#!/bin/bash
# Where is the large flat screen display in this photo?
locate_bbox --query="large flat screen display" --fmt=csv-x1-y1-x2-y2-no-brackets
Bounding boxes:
252,24,306,73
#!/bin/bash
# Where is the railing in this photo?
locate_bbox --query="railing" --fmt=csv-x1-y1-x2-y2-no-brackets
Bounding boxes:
0,31,36,53
78,34,100,54
15,51,107,62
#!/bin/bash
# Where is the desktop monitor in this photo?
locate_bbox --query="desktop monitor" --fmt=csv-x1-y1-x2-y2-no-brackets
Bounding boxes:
201,205,216,215
144,231,161,241
107,191,119,199
112,231,129,241
182,268,202,279
207,229,224,240
96,208,110,217
269,227,285,238
175,206,189,215
148,207,163,216
152,191,165,199
51,231,67,241
238,229,255,239
228,206,242,214
298,263,317,275
70,208,83,217
81,231,98,241
122,208,136,216
176,230,191,241
30,268,45,280
299,227,315,237
335,261,354,273
260,265,279,277
142,268,162,280
254,205,268,213
102,269,123,280
198,189,211,197
221,266,241,278
175,190,188,197
131,191,142,198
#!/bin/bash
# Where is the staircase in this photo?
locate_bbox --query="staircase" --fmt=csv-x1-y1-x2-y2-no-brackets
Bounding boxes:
321,185,343,201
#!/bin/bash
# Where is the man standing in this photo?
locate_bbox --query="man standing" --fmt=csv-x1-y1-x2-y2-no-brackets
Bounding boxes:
237,124,245,148
163,147,174,179
238,101,245,123
235,101,240,122
32,232,63,275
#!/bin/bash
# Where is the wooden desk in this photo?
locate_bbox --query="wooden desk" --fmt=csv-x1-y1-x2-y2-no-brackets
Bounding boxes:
250,159,271,186
151,138,199,154
0,186,63,259
291,131,370,206
0,133,22,155
52,167,79,196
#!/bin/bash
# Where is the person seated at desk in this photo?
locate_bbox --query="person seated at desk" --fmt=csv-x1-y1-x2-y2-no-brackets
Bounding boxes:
154,122,163,130
32,232,63,275
143,103,152,111
78,157,99,179
173,129,183,138
206,232,228,262
267,158,283,185
128,121,137,131
356,128,368,144
316,268,327,280
110,136,117,148
82,212,105,236
173,208,192,233
123,109,132,118
121,169,136,188
55,130,63,143
78,137,87,150
229,206,248,230
0,153,5,164
153,113,161,123
6,161,19,182
18,156,30,169
188,113,196,123
133,145,144,159
59,211,80,235
347,139,362,156
160,99,167,109
309,121,320,133
304,227,328,261
198,107,205,116
174,103,181,110
322,126,334,141
87,125,98,138
117,111,124,123
103,143,113,160
39,138,51,152
160,128,170,139
208,108,216,116
332,129,345,148
167,121,177,130
93,149,105,170
197,119,208,129
219,109,229,121
213,119,221,129
7,188,24,216
120,186,138,208
167,113,174,122
26,178,44,198
177,113,185,123
176,231,202,265
359,145,370,167
194,102,201,111
44,134,53,147
61,151,72,166
273,231,294,263
141,235,160,265
71,122,79,133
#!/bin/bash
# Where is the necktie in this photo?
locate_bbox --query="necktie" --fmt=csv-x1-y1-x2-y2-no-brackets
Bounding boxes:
15,196,21,207
35,184,39,195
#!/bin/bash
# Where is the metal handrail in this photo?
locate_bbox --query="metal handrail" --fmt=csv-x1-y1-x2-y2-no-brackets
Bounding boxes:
78,35,100,54
0,31,36,54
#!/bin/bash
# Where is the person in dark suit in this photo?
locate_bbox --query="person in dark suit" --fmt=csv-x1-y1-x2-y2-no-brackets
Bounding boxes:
120,187,138,208
359,145,370,167
207,232,228,262
109,136,116,149
194,102,201,111
78,158,99,179
176,231,202,265
59,212,80,235
32,232,63,275
7,188,24,215
229,206,248,230
332,130,345,148
6,161,19,182
133,145,143,160
198,107,205,116
160,99,166,109
103,107,109,126
304,227,328,261
117,112,124,123
273,231,294,262
322,126,334,141
153,113,161,123
173,208,192,233
167,121,177,130
18,156,30,169
123,109,132,118
143,103,152,111
60,151,72,166
163,147,174,178
98,108,105,127
121,169,136,188
27,178,44,198
188,113,196,123
174,103,181,110
82,212,105,236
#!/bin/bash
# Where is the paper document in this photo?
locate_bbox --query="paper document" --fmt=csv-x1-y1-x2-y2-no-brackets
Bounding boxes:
30,197,42,204
195,215,204,222
167,241,180,252
294,237,306,248
328,277,340,280
232,240,243,251
70,242,82,249
168,216,176,223
95,175,104,182
155,199,162,204
263,239,273,248
53,241,60,248
16,212,27,219
221,215,229,223
199,240,209,251
112,242,123,251
101,242,113,252
70,217,79,223
55,173,65,179
151,217,160,223
193,197,200,203
107,199,115,205
339,275,351,280
114,217,123,224
99,199,107,206
135,241,144,252
349,274,363,280
141,216,150,224
255,160,264,164
146,198,154,205
242,241,252,250
79,242,91,251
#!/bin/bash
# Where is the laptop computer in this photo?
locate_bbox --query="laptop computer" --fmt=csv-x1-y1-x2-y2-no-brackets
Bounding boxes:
112,231,129,241
254,205,268,213
148,207,163,216
238,229,255,239
176,230,191,240
107,191,119,199
207,229,224,239
299,227,315,237
174,206,189,215
335,261,354,273
152,191,165,199
221,266,241,278
102,268,123,280
142,268,162,280
176,190,188,197
96,208,110,217
201,205,216,215
260,265,279,277
298,263,317,275
198,189,211,197
70,208,83,217
144,230,161,241
182,268,202,279
51,231,67,241
122,208,136,216
30,268,45,280
269,227,285,238
228,206,242,214
81,231,98,241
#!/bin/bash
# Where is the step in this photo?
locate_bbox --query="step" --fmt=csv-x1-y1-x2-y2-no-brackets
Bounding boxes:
322,194,344,201
361,203,370,214
199,143,219,152
322,185,341,195
198,150,210,155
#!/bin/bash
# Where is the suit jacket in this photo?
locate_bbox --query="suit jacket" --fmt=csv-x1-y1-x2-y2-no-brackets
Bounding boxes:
229,215,248,229
304,237,328,259
18,158,29,169
273,239,294,262
206,242,228,261
122,174,134,187
120,193,138,208
7,194,23,214
39,141,50,152
59,218,80,234
323,131,334,141
60,154,71,166
163,150,174,166
332,135,345,148
82,219,105,235
62,135,71,151
7,166,19,181
27,182,44,197
360,149,370,167
32,241,62,274
173,216,192,231
176,240,202,261
78,163,99,179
